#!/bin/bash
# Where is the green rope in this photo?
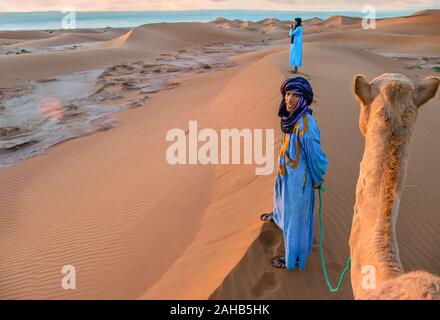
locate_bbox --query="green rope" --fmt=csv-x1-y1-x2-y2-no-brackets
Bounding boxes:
317,183,351,293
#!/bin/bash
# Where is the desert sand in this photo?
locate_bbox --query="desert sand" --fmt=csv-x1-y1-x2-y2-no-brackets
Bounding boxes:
0,10,439,299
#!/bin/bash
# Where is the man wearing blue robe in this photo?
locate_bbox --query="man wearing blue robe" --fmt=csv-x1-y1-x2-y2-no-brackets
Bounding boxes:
261,77,328,270
289,18,303,73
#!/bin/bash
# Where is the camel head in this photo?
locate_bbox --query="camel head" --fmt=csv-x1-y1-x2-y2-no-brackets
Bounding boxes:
352,73,439,137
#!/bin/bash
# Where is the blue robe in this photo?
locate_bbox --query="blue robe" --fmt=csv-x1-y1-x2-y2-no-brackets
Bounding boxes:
289,26,303,67
273,112,328,270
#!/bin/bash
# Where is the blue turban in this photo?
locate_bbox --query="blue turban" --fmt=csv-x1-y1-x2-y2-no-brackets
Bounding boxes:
278,77,314,133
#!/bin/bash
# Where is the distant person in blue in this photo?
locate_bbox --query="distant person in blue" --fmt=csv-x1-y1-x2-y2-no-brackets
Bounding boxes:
260,77,328,270
289,18,303,74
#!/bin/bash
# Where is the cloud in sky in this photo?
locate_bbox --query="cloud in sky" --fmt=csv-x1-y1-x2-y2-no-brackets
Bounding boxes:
0,0,438,12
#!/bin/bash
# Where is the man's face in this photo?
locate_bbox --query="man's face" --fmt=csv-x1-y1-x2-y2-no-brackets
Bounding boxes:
285,91,301,114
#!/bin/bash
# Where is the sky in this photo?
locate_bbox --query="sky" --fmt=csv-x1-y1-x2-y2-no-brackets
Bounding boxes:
0,0,439,12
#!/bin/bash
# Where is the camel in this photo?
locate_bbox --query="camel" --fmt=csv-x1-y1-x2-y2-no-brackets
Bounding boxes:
349,73,440,300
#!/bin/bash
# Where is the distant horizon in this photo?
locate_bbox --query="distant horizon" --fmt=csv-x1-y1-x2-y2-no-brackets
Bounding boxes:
0,8,437,31
1,0,439,12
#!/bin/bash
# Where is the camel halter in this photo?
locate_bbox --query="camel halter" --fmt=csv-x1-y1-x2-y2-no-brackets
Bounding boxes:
317,183,352,293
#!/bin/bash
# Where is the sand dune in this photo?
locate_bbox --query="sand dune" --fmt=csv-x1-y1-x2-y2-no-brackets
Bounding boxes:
261,19,291,33
209,17,321,34
0,59,220,299
141,46,287,299
304,30,440,56
304,17,324,25
410,9,440,16
109,22,264,52
6,29,130,49
0,44,287,299
0,22,265,87
209,10,440,37
302,13,440,56
0,47,153,87
310,11,440,35
0,30,54,41
209,17,233,28
316,15,362,28
312,12,440,34
376,15,440,35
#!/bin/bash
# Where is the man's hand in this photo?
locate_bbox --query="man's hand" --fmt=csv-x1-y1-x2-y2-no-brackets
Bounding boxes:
314,179,325,189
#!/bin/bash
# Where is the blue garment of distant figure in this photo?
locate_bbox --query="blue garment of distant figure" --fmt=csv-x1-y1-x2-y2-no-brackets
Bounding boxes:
289,26,303,67
273,112,328,270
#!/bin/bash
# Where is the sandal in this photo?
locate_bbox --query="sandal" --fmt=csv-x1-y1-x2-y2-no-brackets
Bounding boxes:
272,256,287,269
260,212,274,222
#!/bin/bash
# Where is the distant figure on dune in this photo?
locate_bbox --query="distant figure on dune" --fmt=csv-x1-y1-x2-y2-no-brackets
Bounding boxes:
261,77,328,270
289,18,303,74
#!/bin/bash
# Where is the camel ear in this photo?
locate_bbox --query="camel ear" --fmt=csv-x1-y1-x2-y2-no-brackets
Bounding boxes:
353,75,373,105
412,77,440,107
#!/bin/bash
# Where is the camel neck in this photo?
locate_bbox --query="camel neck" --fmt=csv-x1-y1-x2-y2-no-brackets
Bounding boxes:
350,124,413,296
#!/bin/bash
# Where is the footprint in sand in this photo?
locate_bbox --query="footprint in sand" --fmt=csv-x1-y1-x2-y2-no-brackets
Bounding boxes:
258,223,282,255
251,271,280,298
286,70,312,81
